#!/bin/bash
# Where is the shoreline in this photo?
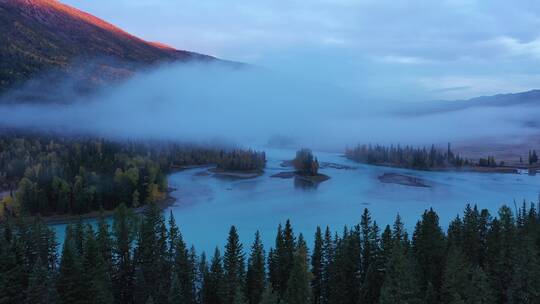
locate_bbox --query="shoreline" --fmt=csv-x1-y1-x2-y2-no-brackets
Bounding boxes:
378,173,431,188
344,157,534,174
40,187,178,225
209,168,265,179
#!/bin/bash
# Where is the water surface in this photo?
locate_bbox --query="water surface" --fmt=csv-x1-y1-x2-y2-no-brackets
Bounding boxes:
52,148,540,253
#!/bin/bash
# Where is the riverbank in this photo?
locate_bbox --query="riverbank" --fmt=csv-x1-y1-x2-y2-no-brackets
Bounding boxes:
38,187,177,225
209,168,264,179
378,173,430,188
344,157,526,174
271,170,331,187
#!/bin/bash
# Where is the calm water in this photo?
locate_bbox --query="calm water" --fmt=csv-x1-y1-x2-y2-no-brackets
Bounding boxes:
52,148,540,253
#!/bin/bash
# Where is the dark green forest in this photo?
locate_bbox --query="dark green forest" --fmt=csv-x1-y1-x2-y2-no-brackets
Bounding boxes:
0,133,265,217
2,201,540,304
216,150,266,172
345,144,470,170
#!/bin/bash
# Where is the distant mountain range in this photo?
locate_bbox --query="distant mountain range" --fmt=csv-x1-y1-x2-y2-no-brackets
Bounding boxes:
408,90,540,115
0,0,222,101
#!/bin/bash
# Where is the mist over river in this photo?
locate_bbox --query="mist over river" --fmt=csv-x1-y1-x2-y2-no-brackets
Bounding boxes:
51,148,540,253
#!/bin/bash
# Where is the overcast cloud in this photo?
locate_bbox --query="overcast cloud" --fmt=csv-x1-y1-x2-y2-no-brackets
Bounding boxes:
60,0,540,100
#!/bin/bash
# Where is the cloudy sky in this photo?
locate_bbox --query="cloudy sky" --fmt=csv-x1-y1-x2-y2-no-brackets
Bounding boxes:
64,0,540,100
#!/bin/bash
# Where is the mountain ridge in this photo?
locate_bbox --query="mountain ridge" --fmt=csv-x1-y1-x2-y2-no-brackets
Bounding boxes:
0,0,218,99
400,89,540,117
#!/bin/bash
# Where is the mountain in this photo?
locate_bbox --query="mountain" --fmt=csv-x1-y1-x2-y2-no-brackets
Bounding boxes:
402,89,540,116
0,0,218,100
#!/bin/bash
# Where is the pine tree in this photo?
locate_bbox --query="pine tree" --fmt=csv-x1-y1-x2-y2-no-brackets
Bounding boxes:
112,204,136,303
224,226,245,304
168,211,180,261
96,212,113,273
57,226,85,304
245,231,266,304
412,208,446,299
82,224,113,304
134,201,164,301
332,225,361,304
311,227,323,304
232,286,247,304
446,215,463,250
441,247,469,304
268,225,282,293
134,266,148,304
379,225,393,270
321,226,334,304
171,230,197,304
169,272,185,304
0,219,27,304
271,220,296,299
360,209,375,281
442,247,494,304
360,221,383,304
379,218,420,304
260,285,279,304
25,257,56,304
379,242,420,304
462,205,481,266
508,234,540,303
284,234,311,304
155,219,172,303
466,266,495,304
203,247,225,304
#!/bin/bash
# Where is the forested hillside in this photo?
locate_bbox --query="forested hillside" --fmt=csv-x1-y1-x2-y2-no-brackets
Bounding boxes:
1,202,539,303
0,0,215,98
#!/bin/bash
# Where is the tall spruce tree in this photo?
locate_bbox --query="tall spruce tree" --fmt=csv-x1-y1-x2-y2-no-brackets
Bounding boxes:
321,226,334,304
224,226,245,304
284,234,311,304
0,219,28,304
442,247,494,304
112,204,136,303
508,234,540,303
57,226,85,304
203,247,226,304
360,221,383,304
82,225,114,304
379,216,420,304
25,257,56,304
246,231,266,304
169,272,185,304
272,220,296,299
96,212,113,274
260,285,279,304
412,209,446,299
379,241,421,304
311,226,324,304
171,231,197,304
333,226,361,304
134,202,163,302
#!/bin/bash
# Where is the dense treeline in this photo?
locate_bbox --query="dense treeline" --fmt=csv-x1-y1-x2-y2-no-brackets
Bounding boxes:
2,201,540,304
477,156,498,168
345,144,469,170
216,150,266,172
0,133,265,216
530,150,538,165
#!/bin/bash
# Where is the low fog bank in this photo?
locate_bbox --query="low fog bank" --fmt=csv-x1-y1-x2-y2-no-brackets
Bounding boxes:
0,61,539,151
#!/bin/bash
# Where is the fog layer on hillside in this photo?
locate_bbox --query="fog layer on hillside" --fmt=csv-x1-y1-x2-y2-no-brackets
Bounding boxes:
0,62,539,150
